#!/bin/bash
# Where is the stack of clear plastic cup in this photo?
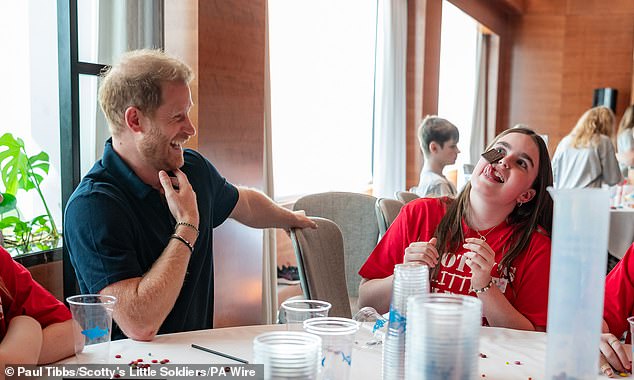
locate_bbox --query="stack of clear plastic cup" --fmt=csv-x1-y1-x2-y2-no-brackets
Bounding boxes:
303,317,359,380
281,300,332,330
353,306,388,349
404,294,482,380
383,263,430,380
253,331,322,380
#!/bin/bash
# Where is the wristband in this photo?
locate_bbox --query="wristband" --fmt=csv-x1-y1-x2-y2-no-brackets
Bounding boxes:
470,279,494,294
175,221,199,236
170,233,194,254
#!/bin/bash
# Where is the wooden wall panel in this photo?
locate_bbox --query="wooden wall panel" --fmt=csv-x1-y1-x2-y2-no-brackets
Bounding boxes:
506,0,634,154
406,0,431,189
196,0,266,328
567,0,634,15
508,14,565,152
493,0,525,15
450,0,509,33
523,0,566,14
28,261,63,301
164,0,199,149
406,0,443,189
560,15,633,134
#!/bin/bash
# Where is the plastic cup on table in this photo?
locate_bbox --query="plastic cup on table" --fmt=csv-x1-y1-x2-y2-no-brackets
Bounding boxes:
404,293,482,380
253,331,322,380
383,263,430,380
352,306,388,349
303,317,359,380
281,299,331,331
66,294,117,363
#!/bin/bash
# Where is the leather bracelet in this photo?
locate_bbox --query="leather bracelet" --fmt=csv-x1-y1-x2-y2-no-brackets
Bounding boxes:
470,279,494,294
175,221,199,236
170,233,194,254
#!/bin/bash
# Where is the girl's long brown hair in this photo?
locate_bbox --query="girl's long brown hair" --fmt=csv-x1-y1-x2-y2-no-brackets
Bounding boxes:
432,127,553,278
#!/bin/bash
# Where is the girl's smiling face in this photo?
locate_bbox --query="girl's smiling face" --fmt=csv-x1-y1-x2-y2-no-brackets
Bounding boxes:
471,132,540,206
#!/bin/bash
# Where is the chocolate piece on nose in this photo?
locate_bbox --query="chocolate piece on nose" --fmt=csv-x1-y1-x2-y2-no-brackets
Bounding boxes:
481,148,504,164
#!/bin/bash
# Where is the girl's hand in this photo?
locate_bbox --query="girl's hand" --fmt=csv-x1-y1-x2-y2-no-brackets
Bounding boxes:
404,237,439,267
463,238,495,289
599,333,630,376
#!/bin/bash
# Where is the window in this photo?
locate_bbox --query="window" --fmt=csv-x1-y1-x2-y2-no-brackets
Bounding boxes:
58,0,163,296
438,1,478,187
0,0,62,233
75,0,164,176
268,0,377,200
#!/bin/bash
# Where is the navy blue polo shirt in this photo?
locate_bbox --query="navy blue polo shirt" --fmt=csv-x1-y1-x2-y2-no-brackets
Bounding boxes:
64,139,238,339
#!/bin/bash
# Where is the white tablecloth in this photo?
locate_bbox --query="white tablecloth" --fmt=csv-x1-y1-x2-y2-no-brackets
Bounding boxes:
59,324,622,379
609,209,634,259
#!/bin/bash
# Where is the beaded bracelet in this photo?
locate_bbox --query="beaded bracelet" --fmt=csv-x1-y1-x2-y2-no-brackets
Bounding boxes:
470,279,494,294
171,233,194,254
175,221,199,236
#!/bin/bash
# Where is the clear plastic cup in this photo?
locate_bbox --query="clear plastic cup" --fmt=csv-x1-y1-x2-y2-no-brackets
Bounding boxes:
303,317,359,380
66,294,117,364
253,331,322,380
404,294,482,380
281,300,331,331
383,263,430,380
352,306,388,349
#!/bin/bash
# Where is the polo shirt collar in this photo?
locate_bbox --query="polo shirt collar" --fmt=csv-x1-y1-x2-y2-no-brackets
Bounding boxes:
102,138,154,199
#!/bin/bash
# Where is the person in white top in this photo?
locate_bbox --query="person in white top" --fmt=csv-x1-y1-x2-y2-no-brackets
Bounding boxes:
616,105,634,177
413,115,460,197
552,106,622,189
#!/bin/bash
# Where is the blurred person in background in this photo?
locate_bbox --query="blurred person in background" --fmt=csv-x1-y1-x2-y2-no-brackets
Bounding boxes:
616,105,634,178
552,106,622,189
413,116,460,198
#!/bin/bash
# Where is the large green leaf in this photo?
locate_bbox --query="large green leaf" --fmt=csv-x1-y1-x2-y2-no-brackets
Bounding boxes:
0,193,17,214
0,215,23,229
0,133,49,194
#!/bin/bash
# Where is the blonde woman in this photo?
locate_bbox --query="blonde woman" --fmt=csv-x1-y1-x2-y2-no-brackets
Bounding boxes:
552,106,622,189
616,105,634,177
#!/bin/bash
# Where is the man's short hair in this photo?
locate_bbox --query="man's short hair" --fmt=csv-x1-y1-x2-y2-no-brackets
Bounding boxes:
98,49,194,136
417,115,459,156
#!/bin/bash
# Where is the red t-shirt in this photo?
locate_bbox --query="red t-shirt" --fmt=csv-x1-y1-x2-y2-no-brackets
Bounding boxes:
359,197,551,329
0,247,71,340
604,243,634,339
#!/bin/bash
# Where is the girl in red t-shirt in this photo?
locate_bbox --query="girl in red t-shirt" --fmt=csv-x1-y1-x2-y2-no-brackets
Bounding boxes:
0,245,75,366
359,127,553,331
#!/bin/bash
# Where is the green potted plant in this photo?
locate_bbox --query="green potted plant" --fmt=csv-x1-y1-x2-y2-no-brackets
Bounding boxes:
0,133,59,254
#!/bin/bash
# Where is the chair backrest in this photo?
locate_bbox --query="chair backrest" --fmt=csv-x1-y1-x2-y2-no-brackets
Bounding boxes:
293,192,379,298
290,217,352,318
395,191,420,204
375,198,404,236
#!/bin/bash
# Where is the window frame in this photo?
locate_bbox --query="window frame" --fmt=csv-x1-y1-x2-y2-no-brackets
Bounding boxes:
57,0,164,299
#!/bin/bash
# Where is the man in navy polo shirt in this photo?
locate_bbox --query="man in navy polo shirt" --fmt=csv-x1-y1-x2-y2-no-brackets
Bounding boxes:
64,50,316,341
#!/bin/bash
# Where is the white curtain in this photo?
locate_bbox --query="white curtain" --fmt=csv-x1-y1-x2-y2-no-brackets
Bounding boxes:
469,32,488,165
372,0,407,198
